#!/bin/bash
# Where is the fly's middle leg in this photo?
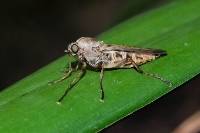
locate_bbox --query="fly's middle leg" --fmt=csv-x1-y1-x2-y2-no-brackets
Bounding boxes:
99,64,105,102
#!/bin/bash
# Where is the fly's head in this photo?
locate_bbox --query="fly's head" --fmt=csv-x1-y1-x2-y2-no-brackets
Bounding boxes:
65,39,87,61
65,42,80,56
65,42,86,62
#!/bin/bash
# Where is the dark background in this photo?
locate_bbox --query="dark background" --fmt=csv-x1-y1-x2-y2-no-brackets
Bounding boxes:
0,0,200,132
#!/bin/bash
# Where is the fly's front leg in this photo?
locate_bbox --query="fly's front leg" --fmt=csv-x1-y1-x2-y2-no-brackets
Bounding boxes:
57,62,86,104
99,64,105,102
48,62,77,85
130,60,172,87
61,63,70,73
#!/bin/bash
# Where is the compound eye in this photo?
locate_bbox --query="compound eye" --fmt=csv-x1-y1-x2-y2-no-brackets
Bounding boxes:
71,44,79,53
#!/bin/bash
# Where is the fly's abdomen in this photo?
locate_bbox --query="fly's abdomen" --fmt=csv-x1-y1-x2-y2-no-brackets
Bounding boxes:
102,49,166,68
130,49,166,65
131,53,157,65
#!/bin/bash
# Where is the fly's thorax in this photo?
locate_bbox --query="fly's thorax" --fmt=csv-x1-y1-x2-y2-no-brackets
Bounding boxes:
76,37,102,60
76,37,101,50
66,37,98,55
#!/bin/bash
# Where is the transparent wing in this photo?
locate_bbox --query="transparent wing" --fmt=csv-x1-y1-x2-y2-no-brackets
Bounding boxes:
101,44,167,57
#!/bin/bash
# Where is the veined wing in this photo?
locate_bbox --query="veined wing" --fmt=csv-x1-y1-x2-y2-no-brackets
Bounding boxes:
101,44,167,57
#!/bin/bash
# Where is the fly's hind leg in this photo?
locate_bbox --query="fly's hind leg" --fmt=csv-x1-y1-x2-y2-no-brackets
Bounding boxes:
57,62,86,104
130,60,172,87
48,62,78,85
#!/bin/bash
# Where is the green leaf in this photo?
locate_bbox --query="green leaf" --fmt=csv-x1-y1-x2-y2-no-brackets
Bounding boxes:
1,0,200,132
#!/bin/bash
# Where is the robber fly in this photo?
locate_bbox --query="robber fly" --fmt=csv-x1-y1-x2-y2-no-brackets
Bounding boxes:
49,37,172,104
